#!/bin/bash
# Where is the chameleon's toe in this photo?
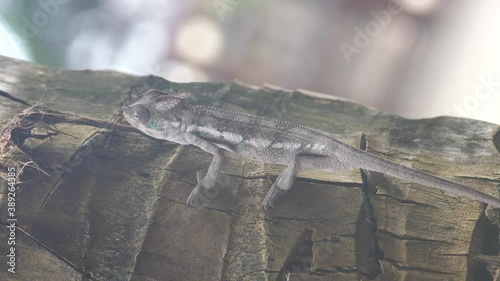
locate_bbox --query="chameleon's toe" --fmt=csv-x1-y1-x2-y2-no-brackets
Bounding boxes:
261,200,274,210
186,185,202,206
262,184,288,210
262,188,280,210
186,193,195,206
196,170,205,184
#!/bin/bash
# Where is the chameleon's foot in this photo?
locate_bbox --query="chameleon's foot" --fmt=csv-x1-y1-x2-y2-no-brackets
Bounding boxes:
262,184,287,210
186,170,210,206
186,184,203,206
261,200,274,210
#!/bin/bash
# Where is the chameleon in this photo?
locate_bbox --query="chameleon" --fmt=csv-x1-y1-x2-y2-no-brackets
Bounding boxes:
122,89,500,209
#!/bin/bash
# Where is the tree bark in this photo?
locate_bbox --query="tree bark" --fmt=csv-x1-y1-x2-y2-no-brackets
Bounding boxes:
0,56,499,281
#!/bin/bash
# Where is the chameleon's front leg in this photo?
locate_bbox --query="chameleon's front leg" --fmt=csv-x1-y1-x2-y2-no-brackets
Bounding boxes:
186,139,224,206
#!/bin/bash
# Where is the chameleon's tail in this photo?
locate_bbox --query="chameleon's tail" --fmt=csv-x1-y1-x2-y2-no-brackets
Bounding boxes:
348,148,500,208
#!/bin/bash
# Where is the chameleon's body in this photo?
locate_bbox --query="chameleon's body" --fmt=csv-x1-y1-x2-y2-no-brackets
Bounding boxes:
122,89,500,209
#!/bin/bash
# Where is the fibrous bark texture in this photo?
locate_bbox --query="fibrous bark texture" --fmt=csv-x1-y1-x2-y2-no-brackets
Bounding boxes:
0,56,499,281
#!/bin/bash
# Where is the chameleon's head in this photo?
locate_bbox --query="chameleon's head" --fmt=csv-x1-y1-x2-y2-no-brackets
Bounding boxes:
122,89,189,140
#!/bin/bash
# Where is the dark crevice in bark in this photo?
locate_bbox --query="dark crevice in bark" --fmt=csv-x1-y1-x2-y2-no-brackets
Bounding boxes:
279,227,315,279
355,133,383,279
375,193,439,208
383,258,456,275
493,130,500,155
377,229,455,244
468,211,498,281
0,90,32,106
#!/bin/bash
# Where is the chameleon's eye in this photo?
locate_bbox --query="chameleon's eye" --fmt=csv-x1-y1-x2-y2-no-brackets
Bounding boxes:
133,105,149,123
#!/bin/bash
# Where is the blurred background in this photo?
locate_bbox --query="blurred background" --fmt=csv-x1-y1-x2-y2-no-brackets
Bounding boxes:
0,0,499,124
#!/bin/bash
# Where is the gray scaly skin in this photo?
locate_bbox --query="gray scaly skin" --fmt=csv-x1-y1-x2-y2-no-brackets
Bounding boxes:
122,89,500,209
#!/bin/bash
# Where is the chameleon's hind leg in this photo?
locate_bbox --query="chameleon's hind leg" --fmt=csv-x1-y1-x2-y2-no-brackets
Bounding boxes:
262,155,352,209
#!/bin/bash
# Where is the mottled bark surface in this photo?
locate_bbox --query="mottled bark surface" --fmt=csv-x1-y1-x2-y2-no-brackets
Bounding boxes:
0,56,499,281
